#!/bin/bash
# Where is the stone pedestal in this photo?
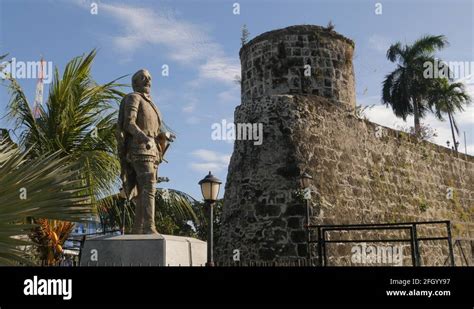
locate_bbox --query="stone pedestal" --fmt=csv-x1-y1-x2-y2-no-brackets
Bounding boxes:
79,234,207,266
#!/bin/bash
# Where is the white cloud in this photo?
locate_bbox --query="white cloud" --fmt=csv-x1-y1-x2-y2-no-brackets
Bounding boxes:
190,149,230,173
100,4,208,62
191,149,230,164
78,1,241,120
467,144,474,154
358,95,473,155
456,104,474,126
198,57,240,85
91,2,240,85
368,34,391,53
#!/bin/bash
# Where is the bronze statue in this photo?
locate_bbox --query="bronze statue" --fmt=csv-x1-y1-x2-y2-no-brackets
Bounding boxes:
116,69,173,234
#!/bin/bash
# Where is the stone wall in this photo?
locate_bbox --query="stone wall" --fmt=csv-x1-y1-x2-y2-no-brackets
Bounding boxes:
217,25,473,266
240,25,356,110
217,94,474,266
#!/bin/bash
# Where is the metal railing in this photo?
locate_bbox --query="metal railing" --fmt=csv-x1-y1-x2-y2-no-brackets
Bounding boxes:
307,220,455,266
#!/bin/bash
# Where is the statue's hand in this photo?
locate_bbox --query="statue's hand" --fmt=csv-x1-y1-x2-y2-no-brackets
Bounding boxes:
165,132,176,142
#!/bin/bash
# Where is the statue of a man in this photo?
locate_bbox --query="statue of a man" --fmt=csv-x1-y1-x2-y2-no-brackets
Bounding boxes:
117,69,170,234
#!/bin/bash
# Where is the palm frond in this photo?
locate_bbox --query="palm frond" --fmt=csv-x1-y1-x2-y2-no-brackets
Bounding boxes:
382,66,412,120
0,140,94,265
6,49,126,202
97,189,201,234
155,188,200,223
386,42,403,63
408,35,448,59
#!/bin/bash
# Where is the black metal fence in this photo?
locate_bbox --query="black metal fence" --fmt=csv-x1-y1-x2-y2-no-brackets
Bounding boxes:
307,220,456,266
61,221,464,267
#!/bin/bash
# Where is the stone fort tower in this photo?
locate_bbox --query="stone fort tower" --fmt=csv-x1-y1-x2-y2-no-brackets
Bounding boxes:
240,25,356,109
216,25,474,265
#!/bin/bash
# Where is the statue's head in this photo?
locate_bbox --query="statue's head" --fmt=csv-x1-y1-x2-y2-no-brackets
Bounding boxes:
132,69,152,94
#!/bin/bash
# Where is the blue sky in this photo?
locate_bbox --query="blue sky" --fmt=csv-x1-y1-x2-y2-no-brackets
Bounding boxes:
0,0,473,200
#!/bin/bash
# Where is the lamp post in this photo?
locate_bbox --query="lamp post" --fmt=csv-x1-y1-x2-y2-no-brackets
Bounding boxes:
300,172,313,263
199,171,222,267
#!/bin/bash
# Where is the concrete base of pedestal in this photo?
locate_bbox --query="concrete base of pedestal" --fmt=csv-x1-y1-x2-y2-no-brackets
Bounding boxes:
79,234,207,266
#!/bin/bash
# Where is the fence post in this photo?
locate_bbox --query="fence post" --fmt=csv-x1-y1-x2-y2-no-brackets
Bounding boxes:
409,226,417,267
412,224,420,266
446,221,455,266
322,228,327,267
317,226,323,267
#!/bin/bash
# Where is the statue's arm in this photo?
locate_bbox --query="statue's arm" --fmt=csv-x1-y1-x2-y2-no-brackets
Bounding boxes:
123,94,149,143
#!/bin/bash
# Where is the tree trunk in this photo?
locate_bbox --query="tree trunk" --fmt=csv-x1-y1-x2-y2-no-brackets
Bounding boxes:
413,98,421,136
448,112,458,152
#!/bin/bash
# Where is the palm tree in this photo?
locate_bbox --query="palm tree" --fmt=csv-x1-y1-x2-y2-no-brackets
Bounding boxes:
428,78,471,151
6,50,124,199
382,35,448,135
5,50,124,261
0,140,93,265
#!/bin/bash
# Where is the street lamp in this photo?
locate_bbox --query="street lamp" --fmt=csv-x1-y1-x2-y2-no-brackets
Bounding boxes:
199,171,222,266
300,172,313,189
300,172,313,262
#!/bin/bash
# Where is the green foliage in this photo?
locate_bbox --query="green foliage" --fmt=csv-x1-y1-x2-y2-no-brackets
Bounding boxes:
97,189,203,237
382,35,448,134
0,140,93,265
293,189,306,204
3,50,125,264
355,104,374,120
326,20,335,31
428,78,471,132
418,201,428,212
194,199,223,244
5,50,126,201
450,188,469,221
427,78,471,150
396,123,438,142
